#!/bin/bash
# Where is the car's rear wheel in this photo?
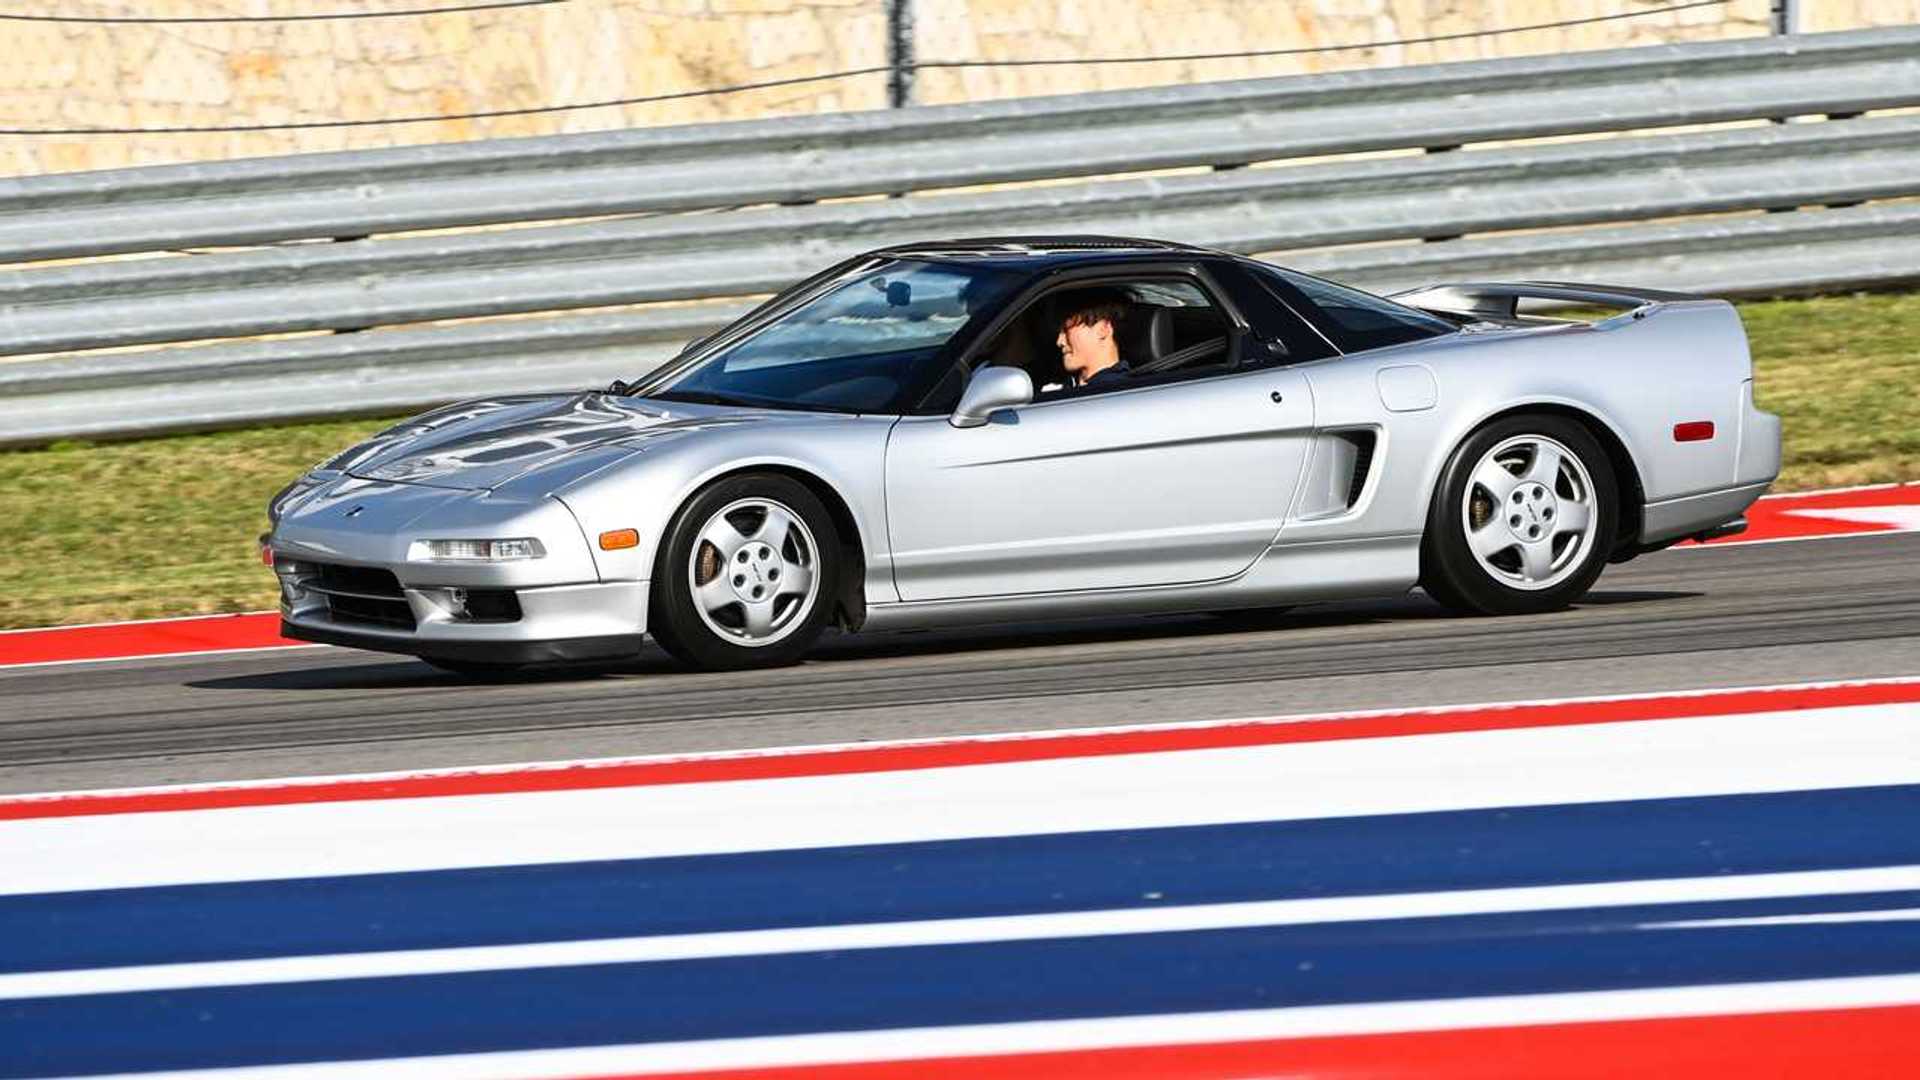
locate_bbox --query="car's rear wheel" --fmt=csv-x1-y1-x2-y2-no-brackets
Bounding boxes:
1421,415,1617,616
649,473,839,671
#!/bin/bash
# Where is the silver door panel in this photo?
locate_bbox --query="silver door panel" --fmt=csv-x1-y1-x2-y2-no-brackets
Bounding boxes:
862,533,1420,631
885,367,1315,600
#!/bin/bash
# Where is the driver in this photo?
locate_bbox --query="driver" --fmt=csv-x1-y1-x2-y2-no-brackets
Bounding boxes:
1054,289,1135,388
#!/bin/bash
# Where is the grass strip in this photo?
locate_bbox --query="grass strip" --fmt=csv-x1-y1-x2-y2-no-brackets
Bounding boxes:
1,418,391,629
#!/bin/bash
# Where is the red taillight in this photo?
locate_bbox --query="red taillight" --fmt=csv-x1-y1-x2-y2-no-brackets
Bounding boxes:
258,533,275,567
1673,421,1716,443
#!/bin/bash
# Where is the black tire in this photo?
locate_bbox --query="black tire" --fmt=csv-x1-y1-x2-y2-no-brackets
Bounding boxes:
422,657,526,679
648,473,841,671
1421,414,1618,616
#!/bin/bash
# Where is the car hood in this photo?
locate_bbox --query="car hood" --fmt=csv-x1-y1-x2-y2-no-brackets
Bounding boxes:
332,393,770,492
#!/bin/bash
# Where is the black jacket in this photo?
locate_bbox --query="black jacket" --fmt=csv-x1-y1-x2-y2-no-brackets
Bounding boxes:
1082,359,1136,389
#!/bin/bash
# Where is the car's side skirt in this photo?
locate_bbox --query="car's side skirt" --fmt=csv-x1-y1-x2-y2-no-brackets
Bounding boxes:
861,534,1421,632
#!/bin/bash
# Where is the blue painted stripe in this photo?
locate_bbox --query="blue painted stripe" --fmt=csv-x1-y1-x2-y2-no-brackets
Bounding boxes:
5,783,1919,974
6,893,1920,1077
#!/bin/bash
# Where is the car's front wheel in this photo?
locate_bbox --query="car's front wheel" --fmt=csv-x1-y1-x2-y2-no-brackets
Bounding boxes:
649,473,840,670
1421,415,1617,616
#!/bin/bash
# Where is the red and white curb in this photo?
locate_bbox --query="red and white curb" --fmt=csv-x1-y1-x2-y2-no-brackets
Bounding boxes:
1688,480,1920,547
0,609,302,669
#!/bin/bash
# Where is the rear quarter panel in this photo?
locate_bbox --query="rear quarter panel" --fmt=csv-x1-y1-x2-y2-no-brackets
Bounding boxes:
1291,301,1753,542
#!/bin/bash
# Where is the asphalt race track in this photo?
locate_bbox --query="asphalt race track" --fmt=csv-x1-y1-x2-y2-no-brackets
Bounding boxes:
3,531,1915,796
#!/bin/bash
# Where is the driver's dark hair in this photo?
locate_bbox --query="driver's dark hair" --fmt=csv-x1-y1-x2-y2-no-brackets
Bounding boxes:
1055,288,1131,333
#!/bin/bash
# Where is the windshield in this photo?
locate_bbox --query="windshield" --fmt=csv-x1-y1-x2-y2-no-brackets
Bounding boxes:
643,258,1023,414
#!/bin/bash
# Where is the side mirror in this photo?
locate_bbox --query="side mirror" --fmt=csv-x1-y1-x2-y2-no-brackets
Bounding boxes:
950,366,1033,428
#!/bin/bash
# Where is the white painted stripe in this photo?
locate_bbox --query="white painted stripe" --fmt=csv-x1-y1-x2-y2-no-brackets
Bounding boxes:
79,974,1920,1080
8,864,1917,1001
5,699,1920,896
1787,506,1920,530
1648,907,1920,930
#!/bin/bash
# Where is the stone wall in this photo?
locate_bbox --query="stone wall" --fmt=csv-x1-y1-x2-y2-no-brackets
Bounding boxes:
0,0,1913,178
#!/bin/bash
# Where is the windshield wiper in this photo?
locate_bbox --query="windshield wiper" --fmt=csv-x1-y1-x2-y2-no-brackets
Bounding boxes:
648,390,756,408
647,390,861,415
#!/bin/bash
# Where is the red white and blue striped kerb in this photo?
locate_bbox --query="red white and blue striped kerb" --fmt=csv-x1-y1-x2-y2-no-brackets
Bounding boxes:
4,678,1920,1077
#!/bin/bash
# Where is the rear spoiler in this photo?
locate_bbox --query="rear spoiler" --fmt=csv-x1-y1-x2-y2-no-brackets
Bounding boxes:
1387,281,1706,322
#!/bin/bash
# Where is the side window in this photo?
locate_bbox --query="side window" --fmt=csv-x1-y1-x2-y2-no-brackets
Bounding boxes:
1114,280,1234,379
977,276,1237,400
1257,266,1456,353
1208,261,1338,365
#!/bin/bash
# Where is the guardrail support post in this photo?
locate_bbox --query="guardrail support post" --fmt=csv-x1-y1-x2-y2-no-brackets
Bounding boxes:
887,0,916,108
1771,0,1796,34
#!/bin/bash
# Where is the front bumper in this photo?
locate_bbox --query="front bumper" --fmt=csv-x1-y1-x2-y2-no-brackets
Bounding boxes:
283,621,645,665
268,474,650,663
280,578,650,664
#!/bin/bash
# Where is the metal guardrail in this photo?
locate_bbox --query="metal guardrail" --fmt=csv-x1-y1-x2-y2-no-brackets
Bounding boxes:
2,25,1919,444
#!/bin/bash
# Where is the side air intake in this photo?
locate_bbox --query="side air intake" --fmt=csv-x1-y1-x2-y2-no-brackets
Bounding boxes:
1297,428,1381,521
1344,431,1377,508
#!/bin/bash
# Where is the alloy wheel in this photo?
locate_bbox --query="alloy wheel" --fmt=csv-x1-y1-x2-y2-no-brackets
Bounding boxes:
686,497,821,646
1459,434,1599,592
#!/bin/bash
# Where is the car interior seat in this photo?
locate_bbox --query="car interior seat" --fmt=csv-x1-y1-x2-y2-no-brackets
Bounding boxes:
1120,305,1175,369
1134,306,1231,376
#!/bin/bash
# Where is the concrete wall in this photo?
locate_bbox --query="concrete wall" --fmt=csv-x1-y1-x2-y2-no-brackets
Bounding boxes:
0,0,1914,178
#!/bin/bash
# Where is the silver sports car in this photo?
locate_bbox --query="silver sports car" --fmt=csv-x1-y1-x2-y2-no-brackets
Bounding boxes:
266,237,1780,673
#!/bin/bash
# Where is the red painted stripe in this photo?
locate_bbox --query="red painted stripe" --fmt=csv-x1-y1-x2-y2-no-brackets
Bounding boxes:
591,1003,1920,1080
4,679,1916,822
1695,481,1920,545
0,612,293,667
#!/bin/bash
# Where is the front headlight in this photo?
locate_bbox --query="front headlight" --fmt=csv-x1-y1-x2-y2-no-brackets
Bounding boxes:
406,538,547,562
